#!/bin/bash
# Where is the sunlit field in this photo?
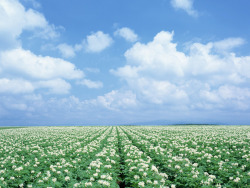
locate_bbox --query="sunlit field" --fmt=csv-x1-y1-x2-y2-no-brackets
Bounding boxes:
0,126,249,187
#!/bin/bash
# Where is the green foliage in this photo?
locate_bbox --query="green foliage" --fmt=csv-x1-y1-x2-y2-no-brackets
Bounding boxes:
0,126,249,187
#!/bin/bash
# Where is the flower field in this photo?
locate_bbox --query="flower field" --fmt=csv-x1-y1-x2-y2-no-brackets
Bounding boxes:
0,126,249,188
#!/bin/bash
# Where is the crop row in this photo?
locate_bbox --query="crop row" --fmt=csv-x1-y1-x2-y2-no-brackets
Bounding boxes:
0,126,249,188
122,126,249,187
117,127,172,188
0,127,111,187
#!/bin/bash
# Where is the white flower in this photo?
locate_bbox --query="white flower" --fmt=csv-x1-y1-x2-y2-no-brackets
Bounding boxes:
234,177,240,183
15,166,23,171
192,174,198,178
104,165,112,169
138,181,145,187
216,183,222,188
146,180,152,184
101,175,107,179
193,163,198,167
106,176,112,180
208,175,216,179
85,182,92,187
171,185,176,188
98,180,110,186
151,165,158,172
52,178,57,182
134,175,140,180
175,165,180,169
65,176,70,181
73,183,80,187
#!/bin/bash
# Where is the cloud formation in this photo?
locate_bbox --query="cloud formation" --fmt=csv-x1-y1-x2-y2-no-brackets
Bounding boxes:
213,38,245,52
112,31,250,111
114,27,138,42
77,79,103,89
36,79,71,94
171,0,198,17
0,48,83,94
0,48,83,80
0,0,59,49
84,31,113,53
56,43,76,58
0,78,34,94
89,90,137,110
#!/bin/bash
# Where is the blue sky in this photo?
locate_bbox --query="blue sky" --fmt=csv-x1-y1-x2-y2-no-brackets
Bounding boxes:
1,0,250,126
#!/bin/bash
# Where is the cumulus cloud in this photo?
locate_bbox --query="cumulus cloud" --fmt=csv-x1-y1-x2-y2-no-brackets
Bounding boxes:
213,38,245,52
114,27,138,42
0,48,83,80
84,31,113,53
170,0,198,17
112,30,250,111
0,77,72,95
0,78,34,94
57,43,76,58
199,85,250,110
89,90,137,110
51,31,113,57
0,0,59,49
77,79,103,89
0,48,85,94
36,79,71,94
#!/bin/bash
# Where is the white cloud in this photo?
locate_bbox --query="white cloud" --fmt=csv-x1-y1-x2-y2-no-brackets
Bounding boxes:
213,37,245,52
0,48,84,80
0,78,34,94
0,0,59,49
36,79,71,94
199,85,250,110
171,0,198,17
77,79,103,89
112,30,250,111
57,43,76,58
0,47,85,94
84,31,113,53
0,78,72,95
52,31,114,57
89,90,137,110
114,27,138,42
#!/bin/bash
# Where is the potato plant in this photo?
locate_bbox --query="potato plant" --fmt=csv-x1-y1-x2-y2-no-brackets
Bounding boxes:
0,126,249,187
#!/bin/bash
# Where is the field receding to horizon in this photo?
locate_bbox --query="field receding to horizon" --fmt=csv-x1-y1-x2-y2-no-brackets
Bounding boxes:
0,126,249,188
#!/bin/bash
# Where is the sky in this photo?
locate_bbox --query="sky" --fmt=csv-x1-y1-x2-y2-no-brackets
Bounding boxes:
0,0,250,126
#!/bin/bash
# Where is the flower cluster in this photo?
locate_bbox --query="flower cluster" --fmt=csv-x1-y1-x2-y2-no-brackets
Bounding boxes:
0,126,249,187
122,126,250,187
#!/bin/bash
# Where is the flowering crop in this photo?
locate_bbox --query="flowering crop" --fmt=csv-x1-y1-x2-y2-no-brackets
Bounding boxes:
0,126,249,187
